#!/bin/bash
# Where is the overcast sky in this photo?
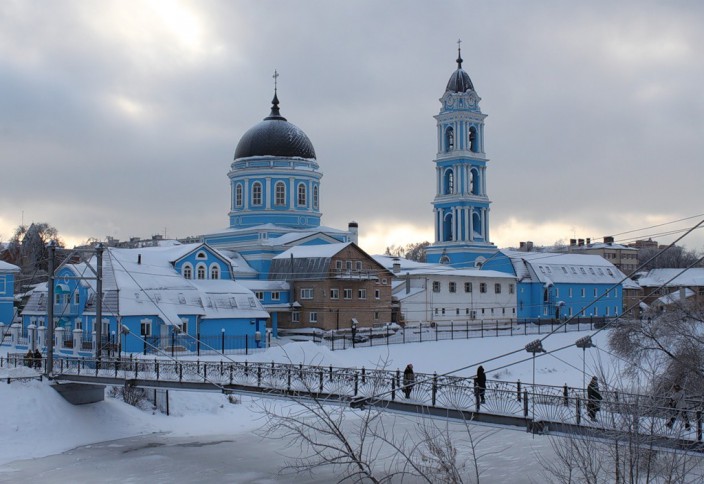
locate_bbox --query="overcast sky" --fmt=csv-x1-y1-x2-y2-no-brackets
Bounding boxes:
1,1,703,255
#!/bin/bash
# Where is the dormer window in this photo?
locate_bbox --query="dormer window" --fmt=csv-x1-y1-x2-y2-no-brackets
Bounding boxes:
183,265,192,279
210,265,220,280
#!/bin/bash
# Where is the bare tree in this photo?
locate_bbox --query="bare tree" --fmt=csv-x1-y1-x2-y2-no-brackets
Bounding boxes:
539,365,704,483
253,353,495,482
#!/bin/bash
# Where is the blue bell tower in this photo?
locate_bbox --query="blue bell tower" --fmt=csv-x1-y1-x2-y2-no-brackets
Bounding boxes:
426,43,498,268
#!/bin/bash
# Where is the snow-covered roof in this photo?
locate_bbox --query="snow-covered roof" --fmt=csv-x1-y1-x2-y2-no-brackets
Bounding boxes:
655,288,695,306
637,268,704,288
238,280,289,291
103,245,267,322
501,250,626,285
0,261,20,272
273,242,351,259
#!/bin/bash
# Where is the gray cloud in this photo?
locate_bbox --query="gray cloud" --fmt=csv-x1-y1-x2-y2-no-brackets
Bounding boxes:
1,1,702,252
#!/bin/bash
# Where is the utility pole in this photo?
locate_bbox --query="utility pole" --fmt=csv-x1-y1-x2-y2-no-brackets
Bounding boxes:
95,244,104,362
46,241,56,376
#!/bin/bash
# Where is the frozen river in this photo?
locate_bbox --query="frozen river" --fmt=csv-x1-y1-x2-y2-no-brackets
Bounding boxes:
0,433,338,484
0,426,548,483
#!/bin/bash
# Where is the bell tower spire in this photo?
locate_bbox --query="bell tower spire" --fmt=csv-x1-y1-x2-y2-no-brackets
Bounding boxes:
426,45,497,268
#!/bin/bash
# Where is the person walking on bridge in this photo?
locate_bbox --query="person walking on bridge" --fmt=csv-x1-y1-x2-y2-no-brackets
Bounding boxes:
586,376,602,421
403,364,415,399
474,366,486,405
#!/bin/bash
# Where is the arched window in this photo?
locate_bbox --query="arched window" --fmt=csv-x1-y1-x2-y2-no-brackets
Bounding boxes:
443,169,454,195
252,182,262,206
469,126,478,153
275,182,286,206
183,265,192,279
196,264,206,280
297,183,306,206
445,127,454,152
470,168,480,195
210,265,220,280
313,185,319,209
235,184,243,207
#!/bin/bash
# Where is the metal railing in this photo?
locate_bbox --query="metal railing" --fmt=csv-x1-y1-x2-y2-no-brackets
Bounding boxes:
12,355,699,443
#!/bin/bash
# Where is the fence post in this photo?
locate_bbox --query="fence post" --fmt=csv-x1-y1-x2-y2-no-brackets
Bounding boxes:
230,364,234,385
179,363,182,382
391,375,396,401
496,320,499,337
361,366,366,384
576,397,581,425
287,367,291,391
432,372,437,407
197,332,200,356
319,369,323,393
403,326,406,344
466,321,469,339
246,334,249,356
563,384,569,406
451,321,454,340
221,330,225,353
698,411,702,442
481,320,484,337
257,365,261,387
354,370,359,396
435,323,438,342
517,380,521,402
420,324,423,343
523,390,529,417
155,359,159,380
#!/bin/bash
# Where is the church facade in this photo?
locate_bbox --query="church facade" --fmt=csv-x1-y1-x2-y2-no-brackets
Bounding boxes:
425,46,499,269
204,87,391,332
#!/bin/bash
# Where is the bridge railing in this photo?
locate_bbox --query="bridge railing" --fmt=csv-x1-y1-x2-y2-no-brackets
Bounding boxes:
49,356,704,441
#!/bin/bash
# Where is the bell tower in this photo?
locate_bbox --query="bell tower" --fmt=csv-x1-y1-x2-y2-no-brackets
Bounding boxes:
426,42,498,268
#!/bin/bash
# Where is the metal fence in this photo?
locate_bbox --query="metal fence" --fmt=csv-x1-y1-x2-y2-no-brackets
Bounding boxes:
298,317,613,351
5,355,698,443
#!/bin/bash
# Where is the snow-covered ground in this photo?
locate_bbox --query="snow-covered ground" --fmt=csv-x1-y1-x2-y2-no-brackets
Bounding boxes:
0,329,681,482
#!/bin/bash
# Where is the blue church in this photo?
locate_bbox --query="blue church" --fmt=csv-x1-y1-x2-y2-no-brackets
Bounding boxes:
424,46,629,323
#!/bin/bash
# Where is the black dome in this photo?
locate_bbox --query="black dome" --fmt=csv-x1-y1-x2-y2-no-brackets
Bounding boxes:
234,94,316,160
445,48,475,93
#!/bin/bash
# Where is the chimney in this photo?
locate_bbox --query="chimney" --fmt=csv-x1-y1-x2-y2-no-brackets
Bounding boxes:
604,236,614,245
586,238,591,245
519,241,526,251
392,257,401,274
526,241,534,252
348,221,358,245
570,239,577,246
578,239,584,247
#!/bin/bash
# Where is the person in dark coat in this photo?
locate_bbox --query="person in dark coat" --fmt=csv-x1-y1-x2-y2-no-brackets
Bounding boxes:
666,383,691,430
33,349,42,369
24,349,34,368
586,376,602,421
402,364,415,398
474,366,486,404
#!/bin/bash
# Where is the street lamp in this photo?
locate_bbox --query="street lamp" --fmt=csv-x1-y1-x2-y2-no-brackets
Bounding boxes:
575,335,594,393
525,339,546,432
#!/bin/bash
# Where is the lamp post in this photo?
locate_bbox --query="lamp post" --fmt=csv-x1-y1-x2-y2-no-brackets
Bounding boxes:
575,335,594,394
221,328,225,353
525,339,546,433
